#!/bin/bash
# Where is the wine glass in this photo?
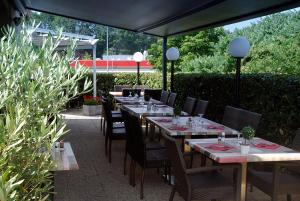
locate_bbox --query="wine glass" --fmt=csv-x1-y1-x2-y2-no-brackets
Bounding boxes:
198,113,204,130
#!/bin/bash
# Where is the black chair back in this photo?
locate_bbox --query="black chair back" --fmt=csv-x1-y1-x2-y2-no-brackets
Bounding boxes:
127,112,146,167
102,100,114,135
182,96,196,115
144,89,162,100
292,129,300,151
222,106,262,131
193,99,209,116
160,90,169,104
163,134,190,199
122,88,141,97
167,92,177,107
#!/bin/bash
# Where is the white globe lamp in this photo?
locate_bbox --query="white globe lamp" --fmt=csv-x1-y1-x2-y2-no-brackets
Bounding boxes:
133,52,143,85
228,37,250,58
228,37,250,107
166,47,180,61
166,47,180,92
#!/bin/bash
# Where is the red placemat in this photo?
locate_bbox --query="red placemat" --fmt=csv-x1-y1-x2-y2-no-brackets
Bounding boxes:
207,125,225,130
205,143,234,151
253,143,280,150
169,125,188,131
156,118,172,123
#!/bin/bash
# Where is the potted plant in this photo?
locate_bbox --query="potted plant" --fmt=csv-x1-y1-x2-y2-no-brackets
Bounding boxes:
172,106,181,124
240,126,255,154
83,95,102,116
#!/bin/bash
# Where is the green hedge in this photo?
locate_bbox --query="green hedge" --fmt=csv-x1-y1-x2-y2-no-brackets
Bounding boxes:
173,73,300,145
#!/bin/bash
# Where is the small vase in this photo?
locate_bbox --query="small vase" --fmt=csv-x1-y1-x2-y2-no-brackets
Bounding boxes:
240,144,250,155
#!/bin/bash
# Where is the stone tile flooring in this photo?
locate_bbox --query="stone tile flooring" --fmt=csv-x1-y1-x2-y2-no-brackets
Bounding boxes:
54,109,299,201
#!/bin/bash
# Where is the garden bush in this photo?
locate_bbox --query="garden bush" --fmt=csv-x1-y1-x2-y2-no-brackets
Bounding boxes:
173,73,300,145
0,26,90,200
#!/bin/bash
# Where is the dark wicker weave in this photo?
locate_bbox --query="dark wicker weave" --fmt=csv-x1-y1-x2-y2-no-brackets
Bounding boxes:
192,99,209,116
182,96,196,115
167,92,177,107
162,134,238,201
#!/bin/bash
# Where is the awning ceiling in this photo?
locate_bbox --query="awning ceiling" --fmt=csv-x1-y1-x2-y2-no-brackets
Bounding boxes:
22,0,300,37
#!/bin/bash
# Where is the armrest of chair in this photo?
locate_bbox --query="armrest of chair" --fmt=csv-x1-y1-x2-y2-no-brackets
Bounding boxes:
186,166,223,175
277,161,300,167
182,151,196,157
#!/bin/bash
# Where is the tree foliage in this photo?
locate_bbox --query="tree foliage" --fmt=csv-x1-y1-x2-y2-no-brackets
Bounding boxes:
148,10,300,75
31,12,157,58
0,25,90,200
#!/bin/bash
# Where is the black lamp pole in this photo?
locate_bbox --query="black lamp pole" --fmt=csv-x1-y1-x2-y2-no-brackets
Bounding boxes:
170,61,175,92
137,61,140,85
234,57,242,107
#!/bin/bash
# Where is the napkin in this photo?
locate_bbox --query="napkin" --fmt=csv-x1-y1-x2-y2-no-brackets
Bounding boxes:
205,143,234,151
253,143,280,150
169,126,188,131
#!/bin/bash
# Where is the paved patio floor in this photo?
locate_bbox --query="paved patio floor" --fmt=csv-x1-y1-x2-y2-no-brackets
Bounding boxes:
54,109,299,201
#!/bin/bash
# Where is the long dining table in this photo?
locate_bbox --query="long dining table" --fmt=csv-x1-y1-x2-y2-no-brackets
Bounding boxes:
146,116,239,137
114,96,163,105
185,138,300,201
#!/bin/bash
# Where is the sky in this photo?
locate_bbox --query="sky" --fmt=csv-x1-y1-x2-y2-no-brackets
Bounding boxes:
223,7,300,32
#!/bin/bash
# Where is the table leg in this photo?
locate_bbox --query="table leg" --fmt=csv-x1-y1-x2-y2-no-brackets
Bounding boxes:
149,122,156,141
236,162,247,201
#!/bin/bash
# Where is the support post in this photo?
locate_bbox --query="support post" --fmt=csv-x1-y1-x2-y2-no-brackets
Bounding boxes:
93,44,97,98
234,58,241,107
170,61,174,92
137,62,140,85
162,37,168,91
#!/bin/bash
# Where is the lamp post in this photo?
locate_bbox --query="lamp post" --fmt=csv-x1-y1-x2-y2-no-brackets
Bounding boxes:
166,47,180,92
133,52,143,85
228,37,250,107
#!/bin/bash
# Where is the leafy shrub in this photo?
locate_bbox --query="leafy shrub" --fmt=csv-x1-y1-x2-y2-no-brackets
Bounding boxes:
0,25,90,200
173,73,300,145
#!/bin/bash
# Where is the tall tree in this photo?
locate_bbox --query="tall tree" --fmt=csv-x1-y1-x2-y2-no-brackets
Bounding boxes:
30,12,157,58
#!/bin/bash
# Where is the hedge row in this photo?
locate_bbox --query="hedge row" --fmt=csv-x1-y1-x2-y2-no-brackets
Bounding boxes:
173,73,300,145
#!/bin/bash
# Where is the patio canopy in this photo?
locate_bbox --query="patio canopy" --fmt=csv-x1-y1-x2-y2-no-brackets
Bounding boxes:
21,0,300,37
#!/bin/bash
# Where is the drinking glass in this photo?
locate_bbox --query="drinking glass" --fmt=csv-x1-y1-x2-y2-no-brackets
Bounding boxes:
198,114,204,130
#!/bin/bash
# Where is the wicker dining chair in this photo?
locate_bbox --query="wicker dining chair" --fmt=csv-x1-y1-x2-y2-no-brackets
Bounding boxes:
182,96,196,115
167,92,177,107
192,99,209,116
102,100,126,163
144,89,162,100
121,108,166,175
160,90,169,104
122,88,141,97
222,106,262,131
162,134,238,201
127,113,170,199
247,129,300,201
100,95,123,136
